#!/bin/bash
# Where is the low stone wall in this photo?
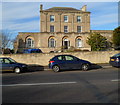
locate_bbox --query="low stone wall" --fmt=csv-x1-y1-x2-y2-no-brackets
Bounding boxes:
0,51,120,66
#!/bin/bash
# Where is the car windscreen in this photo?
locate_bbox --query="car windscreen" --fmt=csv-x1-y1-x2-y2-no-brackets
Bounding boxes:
8,58,17,63
0,59,3,63
113,53,120,57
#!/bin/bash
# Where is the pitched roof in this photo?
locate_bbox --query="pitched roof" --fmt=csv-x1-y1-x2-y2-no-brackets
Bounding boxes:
45,7,80,11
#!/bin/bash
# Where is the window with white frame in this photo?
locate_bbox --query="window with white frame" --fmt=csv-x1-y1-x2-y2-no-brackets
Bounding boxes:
26,38,34,48
64,15,68,22
64,26,68,33
50,15,55,22
50,25,54,32
77,26,82,33
76,38,82,48
77,16,81,22
48,38,56,48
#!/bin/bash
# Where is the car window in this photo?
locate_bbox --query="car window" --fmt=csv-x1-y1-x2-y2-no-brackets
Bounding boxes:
57,56,62,60
9,58,16,63
0,58,4,63
113,53,120,57
65,56,74,61
4,59,11,64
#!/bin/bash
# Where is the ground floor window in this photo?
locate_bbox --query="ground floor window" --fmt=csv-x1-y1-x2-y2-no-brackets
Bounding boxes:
48,38,56,48
76,38,82,48
26,38,34,48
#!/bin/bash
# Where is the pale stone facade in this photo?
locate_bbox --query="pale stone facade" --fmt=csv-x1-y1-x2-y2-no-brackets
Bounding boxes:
14,5,113,53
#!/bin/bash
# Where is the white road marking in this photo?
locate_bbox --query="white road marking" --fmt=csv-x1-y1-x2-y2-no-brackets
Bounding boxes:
111,79,120,82
0,81,77,87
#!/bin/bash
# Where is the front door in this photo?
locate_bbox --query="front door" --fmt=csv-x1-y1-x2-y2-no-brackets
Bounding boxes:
64,41,68,49
63,38,70,49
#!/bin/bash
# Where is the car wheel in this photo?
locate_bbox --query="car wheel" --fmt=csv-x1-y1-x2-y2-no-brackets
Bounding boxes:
81,64,89,71
52,65,60,72
14,67,21,74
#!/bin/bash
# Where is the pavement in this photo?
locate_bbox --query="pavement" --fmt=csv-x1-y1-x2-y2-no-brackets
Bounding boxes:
97,63,112,68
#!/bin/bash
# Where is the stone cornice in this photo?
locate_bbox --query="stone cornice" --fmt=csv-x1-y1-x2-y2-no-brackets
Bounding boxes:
40,10,90,14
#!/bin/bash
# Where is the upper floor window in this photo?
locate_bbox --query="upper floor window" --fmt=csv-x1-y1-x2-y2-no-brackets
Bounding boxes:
26,38,34,48
50,15,55,22
64,15,68,22
77,16,81,22
64,26,68,33
50,25,54,32
77,26,82,33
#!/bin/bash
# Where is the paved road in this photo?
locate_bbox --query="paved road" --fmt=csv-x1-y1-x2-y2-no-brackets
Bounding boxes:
1,66,120,104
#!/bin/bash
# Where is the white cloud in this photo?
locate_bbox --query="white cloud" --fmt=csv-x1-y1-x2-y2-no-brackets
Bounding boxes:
2,2,40,33
3,20,39,32
2,3,39,23
91,13,118,26
2,19,40,40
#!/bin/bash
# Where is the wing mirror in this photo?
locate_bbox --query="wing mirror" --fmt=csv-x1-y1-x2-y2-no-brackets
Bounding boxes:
10,62,15,64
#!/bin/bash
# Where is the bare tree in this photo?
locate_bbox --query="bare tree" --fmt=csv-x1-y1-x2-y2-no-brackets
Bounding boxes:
0,30,14,54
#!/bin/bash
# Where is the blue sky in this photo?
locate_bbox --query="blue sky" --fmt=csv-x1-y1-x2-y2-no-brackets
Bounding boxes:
1,2,118,40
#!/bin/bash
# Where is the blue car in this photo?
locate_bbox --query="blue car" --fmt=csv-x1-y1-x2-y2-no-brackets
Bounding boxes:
49,55,91,72
109,53,120,68
23,49,42,53
0,57,28,73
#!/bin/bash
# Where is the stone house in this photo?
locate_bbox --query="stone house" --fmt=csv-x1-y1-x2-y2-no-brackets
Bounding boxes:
14,4,113,53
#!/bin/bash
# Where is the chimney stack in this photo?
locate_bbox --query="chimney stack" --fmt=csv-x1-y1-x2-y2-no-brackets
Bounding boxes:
81,5,87,11
40,4,43,11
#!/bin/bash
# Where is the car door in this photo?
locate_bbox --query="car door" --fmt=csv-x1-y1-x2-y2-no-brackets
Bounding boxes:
0,58,3,72
64,55,77,69
56,55,67,69
64,55,82,69
2,58,14,71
